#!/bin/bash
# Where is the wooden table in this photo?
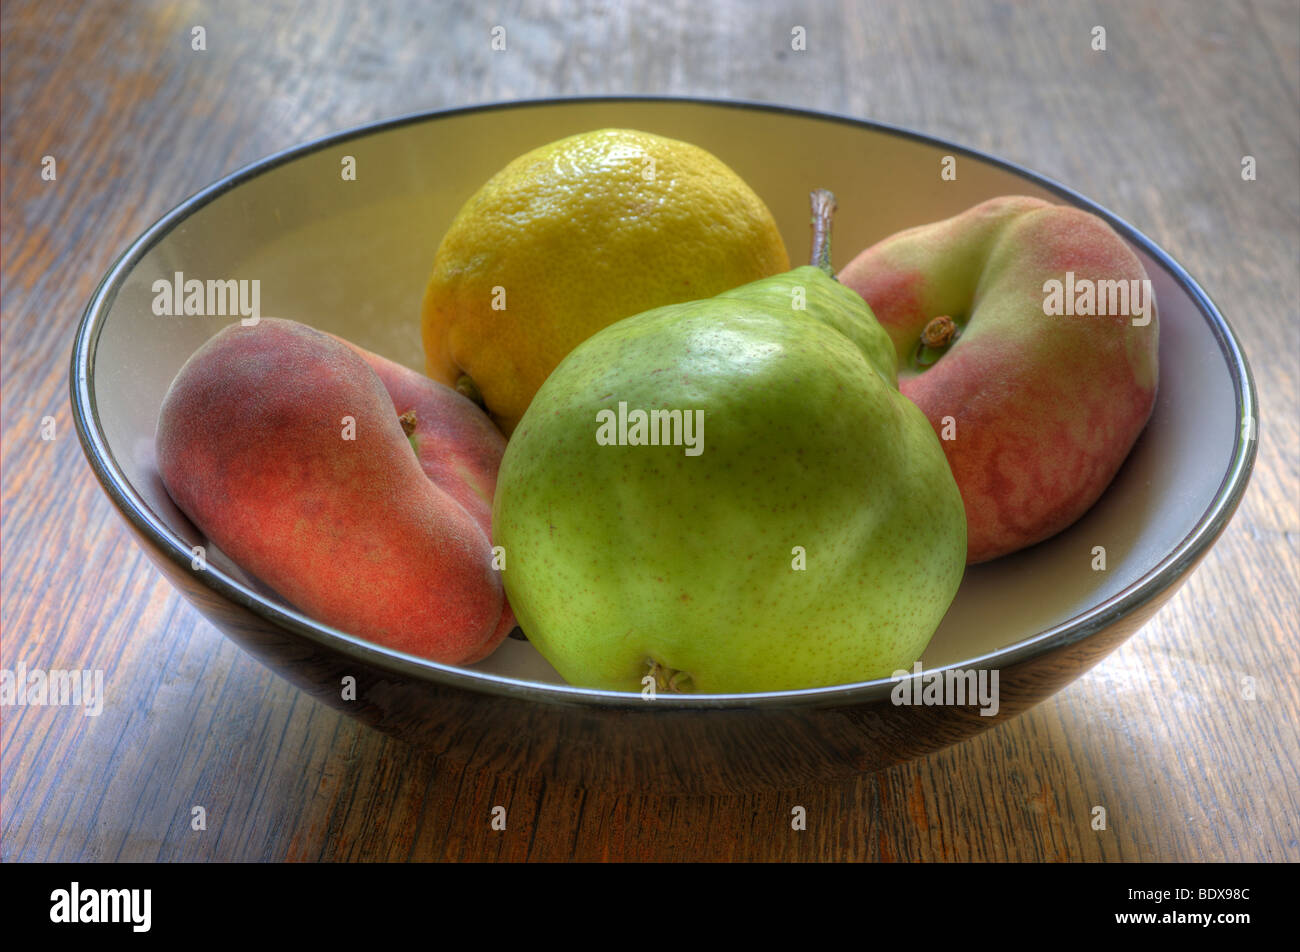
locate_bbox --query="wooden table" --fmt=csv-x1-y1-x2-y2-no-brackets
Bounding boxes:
2,0,1296,862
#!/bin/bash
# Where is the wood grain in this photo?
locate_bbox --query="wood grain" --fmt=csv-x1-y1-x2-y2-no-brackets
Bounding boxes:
2,0,1296,861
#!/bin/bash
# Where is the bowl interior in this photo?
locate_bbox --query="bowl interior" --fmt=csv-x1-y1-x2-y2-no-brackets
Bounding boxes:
83,99,1244,692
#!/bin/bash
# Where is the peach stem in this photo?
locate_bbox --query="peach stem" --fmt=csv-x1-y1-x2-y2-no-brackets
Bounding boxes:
921,316,958,349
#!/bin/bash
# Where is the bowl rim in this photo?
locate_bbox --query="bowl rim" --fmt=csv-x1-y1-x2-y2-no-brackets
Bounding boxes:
69,94,1259,710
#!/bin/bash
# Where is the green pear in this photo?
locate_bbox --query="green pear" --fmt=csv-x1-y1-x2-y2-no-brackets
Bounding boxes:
494,191,966,694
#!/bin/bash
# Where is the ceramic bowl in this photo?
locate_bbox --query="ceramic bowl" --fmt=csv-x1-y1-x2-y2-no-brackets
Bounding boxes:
71,97,1256,792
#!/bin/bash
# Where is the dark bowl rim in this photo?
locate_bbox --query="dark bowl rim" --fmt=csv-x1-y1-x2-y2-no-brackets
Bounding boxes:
69,94,1258,711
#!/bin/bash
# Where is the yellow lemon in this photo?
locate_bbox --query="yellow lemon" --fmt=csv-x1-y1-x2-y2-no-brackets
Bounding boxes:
421,128,790,433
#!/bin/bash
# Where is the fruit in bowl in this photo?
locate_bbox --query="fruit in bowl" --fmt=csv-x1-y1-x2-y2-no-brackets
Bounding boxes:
73,98,1255,789
155,318,514,664
147,135,1161,696
420,128,791,434
838,196,1160,563
494,190,967,693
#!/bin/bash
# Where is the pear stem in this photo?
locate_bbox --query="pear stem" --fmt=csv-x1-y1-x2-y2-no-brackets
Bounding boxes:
809,188,838,279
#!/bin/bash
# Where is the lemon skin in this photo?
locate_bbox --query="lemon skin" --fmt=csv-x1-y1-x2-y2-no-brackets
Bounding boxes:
421,128,790,434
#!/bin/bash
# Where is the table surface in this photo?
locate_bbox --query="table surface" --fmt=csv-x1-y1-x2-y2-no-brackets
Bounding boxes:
2,0,1297,862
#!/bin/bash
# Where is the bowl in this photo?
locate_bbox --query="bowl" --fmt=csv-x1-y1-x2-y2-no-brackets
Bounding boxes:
71,97,1257,792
